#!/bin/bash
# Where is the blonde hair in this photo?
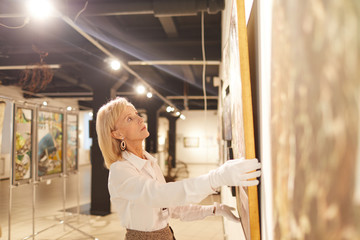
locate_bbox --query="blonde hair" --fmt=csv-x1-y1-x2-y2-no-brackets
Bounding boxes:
96,97,134,169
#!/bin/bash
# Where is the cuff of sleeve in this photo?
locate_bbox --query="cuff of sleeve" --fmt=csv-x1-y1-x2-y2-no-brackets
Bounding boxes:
182,173,217,203
202,205,216,218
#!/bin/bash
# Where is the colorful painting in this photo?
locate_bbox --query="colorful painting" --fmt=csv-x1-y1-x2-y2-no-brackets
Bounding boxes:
0,100,6,177
0,101,5,154
13,106,33,184
66,114,78,173
37,110,63,178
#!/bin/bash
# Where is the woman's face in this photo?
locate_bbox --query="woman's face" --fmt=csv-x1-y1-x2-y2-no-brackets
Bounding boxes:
112,105,149,142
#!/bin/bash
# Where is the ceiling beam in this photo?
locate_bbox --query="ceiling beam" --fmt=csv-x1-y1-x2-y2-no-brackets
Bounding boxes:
181,65,196,84
0,0,225,18
158,17,178,38
128,60,220,65
53,71,93,91
167,95,218,100
0,64,61,70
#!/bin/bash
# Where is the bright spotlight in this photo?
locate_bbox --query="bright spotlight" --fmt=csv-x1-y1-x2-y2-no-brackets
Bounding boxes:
136,85,146,94
26,0,54,19
42,101,48,106
180,114,186,120
88,112,93,117
166,106,174,112
110,59,121,70
146,92,153,98
175,111,180,116
67,106,72,111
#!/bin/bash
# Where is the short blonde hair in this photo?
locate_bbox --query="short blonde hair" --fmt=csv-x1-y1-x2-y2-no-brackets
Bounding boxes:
96,97,134,169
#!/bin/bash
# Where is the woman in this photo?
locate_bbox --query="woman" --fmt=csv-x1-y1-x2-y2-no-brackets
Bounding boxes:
96,97,261,240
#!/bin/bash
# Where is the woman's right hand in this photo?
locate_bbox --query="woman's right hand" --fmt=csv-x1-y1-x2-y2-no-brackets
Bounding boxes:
208,158,261,189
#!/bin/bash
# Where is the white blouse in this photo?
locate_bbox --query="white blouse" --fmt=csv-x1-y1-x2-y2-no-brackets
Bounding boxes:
108,151,217,231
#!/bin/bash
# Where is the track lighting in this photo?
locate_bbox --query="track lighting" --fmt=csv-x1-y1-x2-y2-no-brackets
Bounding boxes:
110,59,121,70
136,85,146,94
166,106,174,112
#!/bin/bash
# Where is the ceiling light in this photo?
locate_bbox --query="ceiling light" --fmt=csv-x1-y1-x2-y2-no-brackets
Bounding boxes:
136,85,146,94
26,0,54,19
67,106,72,111
146,92,153,98
42,101,48,106
166,106,174,112
110,59,121,70
175,111,180,116
180,114,186,120
89,112,93,117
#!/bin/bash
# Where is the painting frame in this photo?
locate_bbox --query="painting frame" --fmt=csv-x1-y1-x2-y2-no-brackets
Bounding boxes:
220,0,260,239
12,103,36,186
183,137,199,148
65,112,79,174
1,97,14,180
36,108,64,181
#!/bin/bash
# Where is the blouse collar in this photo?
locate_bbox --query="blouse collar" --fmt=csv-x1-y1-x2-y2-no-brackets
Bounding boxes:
122,150,157,171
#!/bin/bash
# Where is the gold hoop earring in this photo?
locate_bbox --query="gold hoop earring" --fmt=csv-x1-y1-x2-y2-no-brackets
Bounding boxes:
120,140,126,151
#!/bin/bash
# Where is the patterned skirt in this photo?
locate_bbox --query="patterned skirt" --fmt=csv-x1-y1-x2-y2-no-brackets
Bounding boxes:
125,225,176,240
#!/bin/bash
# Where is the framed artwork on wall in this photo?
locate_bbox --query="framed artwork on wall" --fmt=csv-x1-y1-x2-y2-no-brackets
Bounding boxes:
37,109,64,179
222,92,233,141
65,113,78,173
0,100,6,178
183,137,199,148
12,104,35,185
1,97,14,180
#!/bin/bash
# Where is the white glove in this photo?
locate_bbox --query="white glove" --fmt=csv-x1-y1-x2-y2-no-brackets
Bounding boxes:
208,158,261,189
214,202,240,222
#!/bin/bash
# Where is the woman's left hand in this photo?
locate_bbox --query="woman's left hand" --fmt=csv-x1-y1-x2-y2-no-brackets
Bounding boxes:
214,202,240,222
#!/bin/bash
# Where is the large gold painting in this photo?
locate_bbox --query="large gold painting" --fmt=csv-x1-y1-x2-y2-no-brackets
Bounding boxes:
271,0,360,239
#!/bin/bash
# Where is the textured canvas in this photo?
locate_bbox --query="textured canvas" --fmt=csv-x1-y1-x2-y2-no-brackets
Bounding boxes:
0,100,5,176
66,114,78,173
37,110,63,178
271,0,360,238
13,107,33,183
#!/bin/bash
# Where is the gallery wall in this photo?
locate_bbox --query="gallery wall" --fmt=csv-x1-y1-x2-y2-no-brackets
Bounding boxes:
176,110,219,165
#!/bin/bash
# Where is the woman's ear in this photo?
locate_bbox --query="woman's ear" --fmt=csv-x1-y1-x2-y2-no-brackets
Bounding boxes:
111,130,123,140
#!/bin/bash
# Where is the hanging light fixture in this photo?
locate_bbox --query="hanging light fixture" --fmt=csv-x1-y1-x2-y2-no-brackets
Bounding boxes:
146,92,153,98
110,59,121,70
136,85,146,94
26,0,54,19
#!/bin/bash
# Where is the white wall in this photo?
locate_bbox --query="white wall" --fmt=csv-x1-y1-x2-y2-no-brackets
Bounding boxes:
78,110,92,166
157,117,169,173
176,110,219,165
258,0,274,239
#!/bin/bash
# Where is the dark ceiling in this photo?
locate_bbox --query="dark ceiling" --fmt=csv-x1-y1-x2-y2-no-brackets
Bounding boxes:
0,0,223,111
